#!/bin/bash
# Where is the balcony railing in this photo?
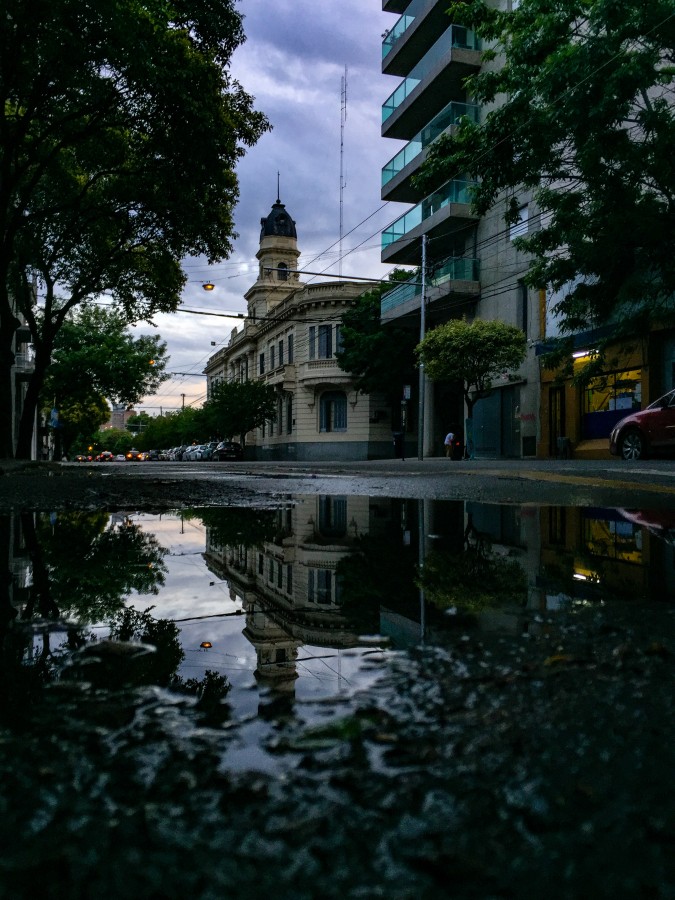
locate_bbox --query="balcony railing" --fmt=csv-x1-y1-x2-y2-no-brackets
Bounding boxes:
382,179,475,249
381,258,480,314
382,101,479,187
382,25,480,123
382,12,415,59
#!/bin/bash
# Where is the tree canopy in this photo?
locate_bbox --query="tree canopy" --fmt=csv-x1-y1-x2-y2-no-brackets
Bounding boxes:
419,0,675,368
336,272,419,406
416,318,526,418
0,0,268,458
200,380,277,445
42,306,169,455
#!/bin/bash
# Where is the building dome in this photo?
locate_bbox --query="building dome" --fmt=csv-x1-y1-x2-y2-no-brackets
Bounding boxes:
260,199,297,240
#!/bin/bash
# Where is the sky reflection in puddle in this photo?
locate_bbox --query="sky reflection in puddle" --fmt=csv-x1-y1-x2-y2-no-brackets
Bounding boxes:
5,495,675,737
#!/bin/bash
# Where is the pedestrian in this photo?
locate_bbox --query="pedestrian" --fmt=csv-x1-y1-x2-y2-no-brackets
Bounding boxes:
444,429,455,458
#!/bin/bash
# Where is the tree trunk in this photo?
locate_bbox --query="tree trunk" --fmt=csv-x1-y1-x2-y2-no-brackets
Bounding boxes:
0,299,20,460
15,338,53,460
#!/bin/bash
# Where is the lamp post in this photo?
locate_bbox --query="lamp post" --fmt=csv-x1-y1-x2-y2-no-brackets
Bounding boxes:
418,234,427,460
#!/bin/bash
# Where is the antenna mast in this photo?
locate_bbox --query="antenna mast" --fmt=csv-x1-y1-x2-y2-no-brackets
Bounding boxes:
339,65,347,277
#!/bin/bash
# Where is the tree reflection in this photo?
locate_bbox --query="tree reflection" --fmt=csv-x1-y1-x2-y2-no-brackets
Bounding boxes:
337,533,419,632
183,507,277,547
420,515,527,616
26,511,168,623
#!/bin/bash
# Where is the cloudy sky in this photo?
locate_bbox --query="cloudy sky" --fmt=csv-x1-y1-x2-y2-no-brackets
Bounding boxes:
137,0,404,414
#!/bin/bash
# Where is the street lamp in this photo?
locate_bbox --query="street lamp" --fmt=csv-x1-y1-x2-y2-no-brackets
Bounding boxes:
202,282,215,292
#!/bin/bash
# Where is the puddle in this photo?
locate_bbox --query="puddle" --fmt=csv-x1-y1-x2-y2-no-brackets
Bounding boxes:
2,496,675,895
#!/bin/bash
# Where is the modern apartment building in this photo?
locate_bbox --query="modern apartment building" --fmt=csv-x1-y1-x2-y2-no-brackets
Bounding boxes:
379,0,541,459
203,199,394,461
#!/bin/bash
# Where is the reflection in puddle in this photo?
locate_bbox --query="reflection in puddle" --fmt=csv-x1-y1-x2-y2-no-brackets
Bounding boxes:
4,497,674,713
2,497,675,892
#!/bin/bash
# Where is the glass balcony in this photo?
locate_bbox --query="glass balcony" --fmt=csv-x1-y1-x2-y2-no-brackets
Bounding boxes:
382,13,415,59
381,258,480,315
381,179,475,249
382,25,481,124
381,101,480,188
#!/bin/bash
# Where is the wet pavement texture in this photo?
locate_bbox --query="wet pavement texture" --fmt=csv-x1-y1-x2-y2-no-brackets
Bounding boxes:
1,478,675,896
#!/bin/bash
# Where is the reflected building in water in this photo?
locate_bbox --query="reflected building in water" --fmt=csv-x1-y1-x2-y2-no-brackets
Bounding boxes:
539,506,675,606
204,495,400,691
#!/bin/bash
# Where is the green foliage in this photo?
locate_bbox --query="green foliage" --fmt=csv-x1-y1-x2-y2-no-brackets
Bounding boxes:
336,532,420,632
183,508,278,548
45,306,169,410
33,512,168,623
419,0,675,357
201,380,276,444
138,408,203,450
60,395,111,456
336,272,419,401
0,0,269,457
416,319,526,415
420,543,527,615
108,605,185,687
91,427,135,456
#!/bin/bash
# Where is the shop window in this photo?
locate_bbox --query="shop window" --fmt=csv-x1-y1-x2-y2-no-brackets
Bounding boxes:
581,369,641,440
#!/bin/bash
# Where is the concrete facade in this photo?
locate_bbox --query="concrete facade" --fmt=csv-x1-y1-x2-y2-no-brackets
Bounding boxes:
204,200,394,461
379,0,544,459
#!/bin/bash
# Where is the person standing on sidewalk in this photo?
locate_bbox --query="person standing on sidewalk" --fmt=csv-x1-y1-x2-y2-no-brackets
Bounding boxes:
444,429,455,458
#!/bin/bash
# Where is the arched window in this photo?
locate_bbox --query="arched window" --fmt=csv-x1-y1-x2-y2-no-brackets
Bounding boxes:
320,391,347,432
277,262,288,281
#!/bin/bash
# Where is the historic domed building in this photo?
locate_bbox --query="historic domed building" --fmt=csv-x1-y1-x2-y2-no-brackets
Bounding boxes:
204,198,393,460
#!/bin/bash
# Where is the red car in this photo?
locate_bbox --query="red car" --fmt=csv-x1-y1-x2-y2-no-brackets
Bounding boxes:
609,388,675,460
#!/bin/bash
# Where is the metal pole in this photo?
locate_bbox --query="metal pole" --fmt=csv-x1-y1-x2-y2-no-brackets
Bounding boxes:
417,235,427,460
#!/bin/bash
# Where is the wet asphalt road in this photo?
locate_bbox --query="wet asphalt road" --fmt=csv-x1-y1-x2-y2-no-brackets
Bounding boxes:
54,455,675,509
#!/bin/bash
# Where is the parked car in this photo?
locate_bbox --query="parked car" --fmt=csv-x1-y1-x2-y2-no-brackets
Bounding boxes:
200,441,220,461
146,449,160,461
182,445,203,461
115,454,126,461
212,441,243,461
126,448,143,461
609,388,675,460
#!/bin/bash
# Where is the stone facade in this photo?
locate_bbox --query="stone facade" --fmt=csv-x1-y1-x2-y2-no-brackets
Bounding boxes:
204,200,393,461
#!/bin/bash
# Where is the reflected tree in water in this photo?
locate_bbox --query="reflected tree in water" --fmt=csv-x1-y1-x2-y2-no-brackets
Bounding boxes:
420,516,527,616
183,507,277,548
26,511,168,623
336,533,419,632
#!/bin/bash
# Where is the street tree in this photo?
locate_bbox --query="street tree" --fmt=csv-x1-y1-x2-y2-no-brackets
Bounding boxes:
0,0,268,458
416,318,525,454
418,0,675,371
91,428,134,457
43,306,169,455
138,408,202,450
42,307,167,455
200,380,277,446
336,272,419,417
58,395,111,458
